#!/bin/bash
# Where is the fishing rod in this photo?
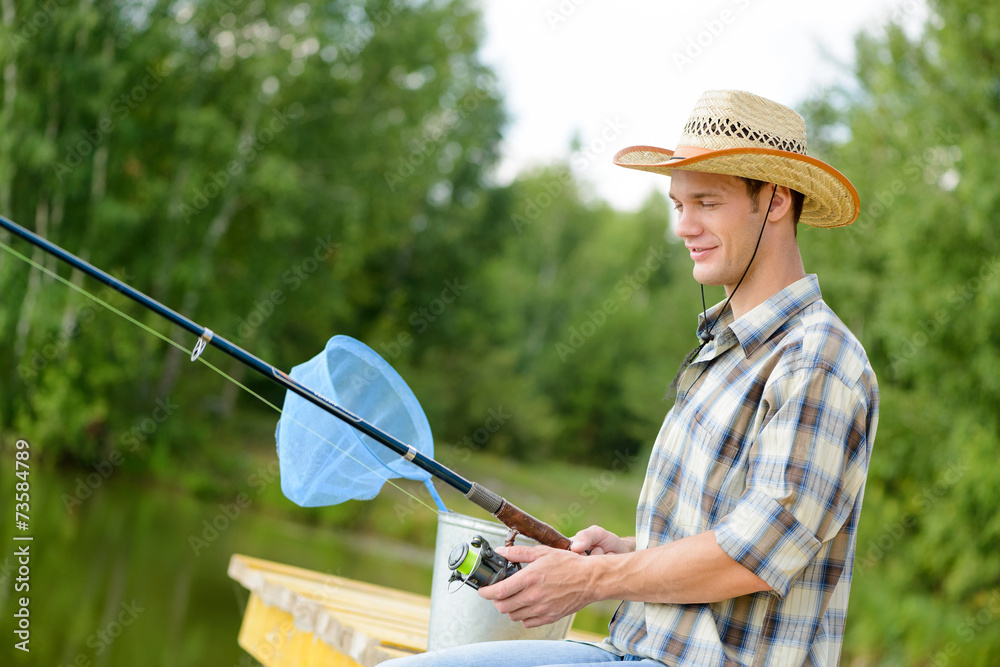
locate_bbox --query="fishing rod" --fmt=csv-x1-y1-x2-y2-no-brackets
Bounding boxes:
0,214,571,550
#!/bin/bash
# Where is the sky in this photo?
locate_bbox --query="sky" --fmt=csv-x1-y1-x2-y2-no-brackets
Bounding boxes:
477,0,928,211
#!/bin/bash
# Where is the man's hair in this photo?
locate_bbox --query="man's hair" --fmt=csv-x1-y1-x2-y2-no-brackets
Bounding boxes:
738,177,806,234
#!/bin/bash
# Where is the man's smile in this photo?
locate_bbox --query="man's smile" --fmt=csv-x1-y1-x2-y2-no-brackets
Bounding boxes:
687,245,717,259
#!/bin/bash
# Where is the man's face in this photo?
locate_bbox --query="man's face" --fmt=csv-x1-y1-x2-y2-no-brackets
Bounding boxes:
669,170,767,291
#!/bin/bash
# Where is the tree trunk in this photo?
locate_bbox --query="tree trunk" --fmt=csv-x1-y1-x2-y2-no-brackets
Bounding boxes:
13,199,50,359
155,101,262,399
13,72,63,357
0,0,17,216
155,192,242,399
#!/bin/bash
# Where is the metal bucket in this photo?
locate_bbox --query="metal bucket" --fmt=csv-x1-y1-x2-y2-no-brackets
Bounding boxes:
426,511,575,651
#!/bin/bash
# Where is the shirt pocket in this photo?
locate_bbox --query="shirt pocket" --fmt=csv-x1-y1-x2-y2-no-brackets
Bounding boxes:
689,406,754,523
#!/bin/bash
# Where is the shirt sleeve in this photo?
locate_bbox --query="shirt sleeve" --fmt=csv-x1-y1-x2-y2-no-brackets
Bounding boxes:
713,364,873,598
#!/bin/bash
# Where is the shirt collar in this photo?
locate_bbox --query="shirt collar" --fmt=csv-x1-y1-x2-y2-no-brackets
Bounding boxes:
697,274,823,360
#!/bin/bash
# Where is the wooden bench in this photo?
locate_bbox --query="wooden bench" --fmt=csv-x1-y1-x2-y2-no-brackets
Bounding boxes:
228,553,605,666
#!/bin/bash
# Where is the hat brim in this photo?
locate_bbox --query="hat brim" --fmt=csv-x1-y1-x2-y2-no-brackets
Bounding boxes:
613,145,860,228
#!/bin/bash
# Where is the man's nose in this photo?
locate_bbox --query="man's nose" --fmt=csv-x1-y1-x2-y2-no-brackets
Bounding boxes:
673,207,700,240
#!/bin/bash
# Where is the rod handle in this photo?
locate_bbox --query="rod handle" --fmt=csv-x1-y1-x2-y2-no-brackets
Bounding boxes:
494,499,572,551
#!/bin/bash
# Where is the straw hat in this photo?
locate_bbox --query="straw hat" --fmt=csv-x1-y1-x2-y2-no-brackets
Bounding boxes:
613,90,859,227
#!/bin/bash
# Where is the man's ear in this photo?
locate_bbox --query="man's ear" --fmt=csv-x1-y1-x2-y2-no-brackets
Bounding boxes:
765,184,795,223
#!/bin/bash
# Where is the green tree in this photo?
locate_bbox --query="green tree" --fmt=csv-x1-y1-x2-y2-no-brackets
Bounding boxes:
0,0,506,478
410,163,706,468
802,2,1000,662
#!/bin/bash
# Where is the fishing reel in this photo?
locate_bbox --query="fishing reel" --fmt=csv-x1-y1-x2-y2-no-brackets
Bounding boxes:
447,534,521,590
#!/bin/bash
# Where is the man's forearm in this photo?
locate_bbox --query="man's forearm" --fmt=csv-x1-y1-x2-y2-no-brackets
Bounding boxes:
590,531,771,604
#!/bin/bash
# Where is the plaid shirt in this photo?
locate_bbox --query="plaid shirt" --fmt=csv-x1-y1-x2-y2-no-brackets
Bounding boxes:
603,275,879,666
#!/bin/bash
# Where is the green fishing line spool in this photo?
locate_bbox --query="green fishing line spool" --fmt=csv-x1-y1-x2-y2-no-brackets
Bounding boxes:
446,535,521,590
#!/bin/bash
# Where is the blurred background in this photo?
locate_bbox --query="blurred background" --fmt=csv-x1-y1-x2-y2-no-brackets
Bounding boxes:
1,0,999,664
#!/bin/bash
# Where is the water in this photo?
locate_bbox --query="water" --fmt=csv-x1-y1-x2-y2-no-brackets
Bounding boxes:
0,468,437,666
1,465,615,666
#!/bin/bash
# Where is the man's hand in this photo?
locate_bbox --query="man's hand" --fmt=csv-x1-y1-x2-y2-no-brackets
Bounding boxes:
478,528,772,627
569,525,636,556
477,545,595,628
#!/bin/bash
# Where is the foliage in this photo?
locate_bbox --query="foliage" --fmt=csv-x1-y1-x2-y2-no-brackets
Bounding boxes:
0,0,507,466
800,1,1000,662
0,0,701,471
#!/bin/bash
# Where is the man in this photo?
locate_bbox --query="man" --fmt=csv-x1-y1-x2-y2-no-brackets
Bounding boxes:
384,90,879,666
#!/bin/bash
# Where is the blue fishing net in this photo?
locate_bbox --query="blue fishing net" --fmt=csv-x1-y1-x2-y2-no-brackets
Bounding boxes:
276,335,446,510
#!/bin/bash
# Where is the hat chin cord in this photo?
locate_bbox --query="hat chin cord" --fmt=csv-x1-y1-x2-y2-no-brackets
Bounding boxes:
666,184,779,404
697,183,778,344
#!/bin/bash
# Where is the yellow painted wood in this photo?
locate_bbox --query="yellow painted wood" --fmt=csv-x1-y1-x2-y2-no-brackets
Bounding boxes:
238,593,350,667
229,553,606,667
238,592,418,666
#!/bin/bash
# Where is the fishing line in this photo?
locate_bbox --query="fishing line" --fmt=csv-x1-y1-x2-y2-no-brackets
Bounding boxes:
0,239,442,516
2,215,576,549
